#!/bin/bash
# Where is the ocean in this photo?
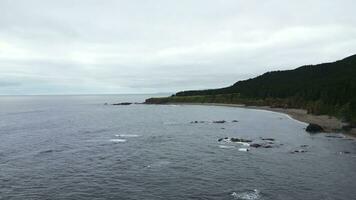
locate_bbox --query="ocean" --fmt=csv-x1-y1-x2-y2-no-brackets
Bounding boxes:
0,95,355,200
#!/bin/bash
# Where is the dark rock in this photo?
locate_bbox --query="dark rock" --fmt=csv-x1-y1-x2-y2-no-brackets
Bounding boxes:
250,143,262,148
300,145,309,148
232,120,239,123
339,151,351,154
325,135,344,139
306,123,324,133
218,137,229,142
261,138,275,141
263,145,273,148
104,103,108,105
293,149,307,153
213,120,226,124
221,128,225,130
343,138,354,141
112,102,132,106
190,121,206,124
342,125,354,131
230,138,252,143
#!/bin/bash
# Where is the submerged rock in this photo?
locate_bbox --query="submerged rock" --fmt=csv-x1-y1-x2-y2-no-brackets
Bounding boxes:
306,123,324,133
231,120,239,123
190,121,206,124
263,145,273,148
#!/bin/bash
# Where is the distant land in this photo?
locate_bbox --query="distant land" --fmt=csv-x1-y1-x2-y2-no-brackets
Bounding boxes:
145,54,356,132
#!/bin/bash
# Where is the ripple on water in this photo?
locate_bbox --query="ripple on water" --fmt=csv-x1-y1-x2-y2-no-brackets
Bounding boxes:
231,189,261,200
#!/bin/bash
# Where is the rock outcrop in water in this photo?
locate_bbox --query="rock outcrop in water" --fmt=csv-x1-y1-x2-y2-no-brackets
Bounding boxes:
218,137,280,149
213,120,226,124
292,149,307,153
230,138,252,143
306,123,324,133
112,102,132,106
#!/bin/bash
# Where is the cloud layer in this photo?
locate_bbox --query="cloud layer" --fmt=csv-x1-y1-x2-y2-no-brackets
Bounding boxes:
1,0,356,94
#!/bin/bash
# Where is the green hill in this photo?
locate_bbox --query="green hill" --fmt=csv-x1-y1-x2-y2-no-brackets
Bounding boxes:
145,54,356,123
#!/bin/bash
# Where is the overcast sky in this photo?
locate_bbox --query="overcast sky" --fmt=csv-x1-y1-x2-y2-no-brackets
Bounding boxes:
1,0,356,95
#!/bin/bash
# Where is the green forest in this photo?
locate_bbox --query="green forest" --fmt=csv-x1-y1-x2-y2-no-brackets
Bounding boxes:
145,54,356,123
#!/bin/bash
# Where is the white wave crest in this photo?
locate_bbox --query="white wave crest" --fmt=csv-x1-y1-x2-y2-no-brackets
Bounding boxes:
231,189,260,200
109,139,127,143
115,134,139,138
236,142,250,146
238,148,250,152
219,145,235,149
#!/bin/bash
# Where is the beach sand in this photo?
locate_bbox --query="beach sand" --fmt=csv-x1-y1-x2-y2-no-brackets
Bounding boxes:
163,103,356,135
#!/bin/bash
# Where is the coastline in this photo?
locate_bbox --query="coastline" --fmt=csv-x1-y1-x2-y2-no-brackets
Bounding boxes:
156,102,356,135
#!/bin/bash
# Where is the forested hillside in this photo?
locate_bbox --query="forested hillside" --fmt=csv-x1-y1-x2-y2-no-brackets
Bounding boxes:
146,55,356,123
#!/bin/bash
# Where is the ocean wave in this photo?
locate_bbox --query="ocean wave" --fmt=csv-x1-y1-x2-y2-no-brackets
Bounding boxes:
231,189,261,200
6,110,45,116
109,139,127,143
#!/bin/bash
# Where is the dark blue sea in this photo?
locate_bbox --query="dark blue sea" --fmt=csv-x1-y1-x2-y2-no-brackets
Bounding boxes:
0,95,355,200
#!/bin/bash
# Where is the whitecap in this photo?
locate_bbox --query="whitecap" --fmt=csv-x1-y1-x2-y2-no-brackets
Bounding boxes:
231,189,261,200
146,160,171,168
115,134,139,138
236,142,250,147
219,145,235,149
109,139,127,143
238,148,250,152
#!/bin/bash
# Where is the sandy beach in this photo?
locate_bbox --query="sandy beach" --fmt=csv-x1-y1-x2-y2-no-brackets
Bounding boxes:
162,102,356,135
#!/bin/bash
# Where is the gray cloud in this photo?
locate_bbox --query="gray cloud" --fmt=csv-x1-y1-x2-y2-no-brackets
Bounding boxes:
0,0,356,94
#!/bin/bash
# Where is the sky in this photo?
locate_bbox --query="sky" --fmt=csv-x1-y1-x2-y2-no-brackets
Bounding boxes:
1,0,356,95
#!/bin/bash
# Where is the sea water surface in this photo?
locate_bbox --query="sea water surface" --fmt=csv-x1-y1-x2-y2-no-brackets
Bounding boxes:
0,95,355,200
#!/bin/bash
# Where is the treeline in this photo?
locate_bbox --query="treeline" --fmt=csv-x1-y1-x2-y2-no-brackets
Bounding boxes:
146,54,356,123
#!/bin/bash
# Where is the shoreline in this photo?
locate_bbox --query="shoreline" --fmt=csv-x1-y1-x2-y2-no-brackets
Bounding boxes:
156,102,356,135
